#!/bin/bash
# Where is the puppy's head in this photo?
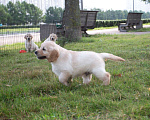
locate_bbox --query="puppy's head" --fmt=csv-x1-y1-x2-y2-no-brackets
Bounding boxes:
49,33,57,42
24,34,33,41
35,41,59,62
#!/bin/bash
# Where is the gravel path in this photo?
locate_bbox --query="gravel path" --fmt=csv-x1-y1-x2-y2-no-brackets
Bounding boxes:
0,25,150,46
87,25,150,35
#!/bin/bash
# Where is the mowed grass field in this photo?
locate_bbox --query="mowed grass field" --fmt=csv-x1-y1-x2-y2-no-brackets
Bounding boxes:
0,28,40,35
0,34,150,119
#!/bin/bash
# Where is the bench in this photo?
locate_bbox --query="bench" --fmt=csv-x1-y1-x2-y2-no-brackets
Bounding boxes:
56,10,98,35
118,12,143,32
40,10,98,41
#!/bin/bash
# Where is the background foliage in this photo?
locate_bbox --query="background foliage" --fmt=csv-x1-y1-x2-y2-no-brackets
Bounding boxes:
93,8,150,20
45,7,63,23
95,19,150,27
0,1,43,25
0,1,150,25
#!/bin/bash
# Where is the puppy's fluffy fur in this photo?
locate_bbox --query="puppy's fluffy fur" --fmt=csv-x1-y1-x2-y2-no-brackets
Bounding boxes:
24,34,38,52
35,41,125,86
44,33,57,42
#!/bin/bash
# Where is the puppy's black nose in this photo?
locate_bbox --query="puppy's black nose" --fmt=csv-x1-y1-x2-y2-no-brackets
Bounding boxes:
28,38,30,40
35,51,38,55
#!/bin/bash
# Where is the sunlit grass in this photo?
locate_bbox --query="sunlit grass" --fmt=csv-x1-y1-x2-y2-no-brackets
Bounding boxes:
93,26,117,30
0,28,40,34
0,34,150,119
128,27,150,32
93,23,150,31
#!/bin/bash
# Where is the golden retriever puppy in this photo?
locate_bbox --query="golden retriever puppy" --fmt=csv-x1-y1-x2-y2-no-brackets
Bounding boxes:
44,33,58,42
35,41,125,86
24,34,38,52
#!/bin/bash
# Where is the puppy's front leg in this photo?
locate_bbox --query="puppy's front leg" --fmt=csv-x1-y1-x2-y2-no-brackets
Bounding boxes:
26,49,29,52
59,72,72,86
30,49,34,52
82,73,92,84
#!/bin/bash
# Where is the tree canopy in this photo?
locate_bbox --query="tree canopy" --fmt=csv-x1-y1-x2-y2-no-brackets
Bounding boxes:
0,5,9,24
92,8,150,20
0,1,150,25
45,7,63,23
0,1,43,25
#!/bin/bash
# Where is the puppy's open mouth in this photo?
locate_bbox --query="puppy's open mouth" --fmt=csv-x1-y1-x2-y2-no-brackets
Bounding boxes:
37,56,46,59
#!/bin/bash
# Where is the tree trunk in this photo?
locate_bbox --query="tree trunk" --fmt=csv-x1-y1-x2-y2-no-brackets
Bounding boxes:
65,0,81,41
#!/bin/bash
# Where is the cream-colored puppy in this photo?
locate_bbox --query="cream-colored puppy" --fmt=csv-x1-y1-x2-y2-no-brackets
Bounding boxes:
24,34,38,52
35,41,125,86
44,33,58,42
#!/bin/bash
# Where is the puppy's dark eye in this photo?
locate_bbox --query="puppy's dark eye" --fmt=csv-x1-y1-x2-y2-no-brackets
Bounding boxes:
43,48,46,51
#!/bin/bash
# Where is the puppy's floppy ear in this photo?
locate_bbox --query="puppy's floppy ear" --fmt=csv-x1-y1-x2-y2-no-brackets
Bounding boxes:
55,34,58,40
24,35,27,39
48,49,59,62
49,34,52,40
30,34,33,39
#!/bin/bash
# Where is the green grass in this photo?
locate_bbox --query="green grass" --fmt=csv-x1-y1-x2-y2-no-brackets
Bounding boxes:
0,34,150,119
93,26,117,30
93,23,150,31
128,27,150,32
0,28,40,34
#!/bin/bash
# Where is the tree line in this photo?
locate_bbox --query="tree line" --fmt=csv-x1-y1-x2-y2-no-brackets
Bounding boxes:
0,1,150,25
0,1,43,25
93,8,150,20
45,8,150,23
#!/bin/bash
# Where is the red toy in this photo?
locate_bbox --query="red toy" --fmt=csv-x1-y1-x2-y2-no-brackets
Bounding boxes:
19,50,27,53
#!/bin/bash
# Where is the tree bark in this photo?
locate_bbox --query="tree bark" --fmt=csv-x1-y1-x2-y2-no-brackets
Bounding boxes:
65,0,81,41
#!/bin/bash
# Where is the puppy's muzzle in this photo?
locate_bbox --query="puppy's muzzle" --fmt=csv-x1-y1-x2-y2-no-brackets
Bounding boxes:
35,51,46,59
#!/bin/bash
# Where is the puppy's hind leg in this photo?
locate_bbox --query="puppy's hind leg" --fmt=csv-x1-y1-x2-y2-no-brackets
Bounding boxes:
82,73,92,85
59,72,72,86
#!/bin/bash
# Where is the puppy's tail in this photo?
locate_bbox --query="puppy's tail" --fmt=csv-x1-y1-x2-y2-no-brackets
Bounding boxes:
100,53,125,61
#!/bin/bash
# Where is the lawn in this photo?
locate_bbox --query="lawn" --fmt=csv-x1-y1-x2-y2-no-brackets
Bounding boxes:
0,27,40,35
0,34,150,119
128,27,150,32
93,23,150,31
